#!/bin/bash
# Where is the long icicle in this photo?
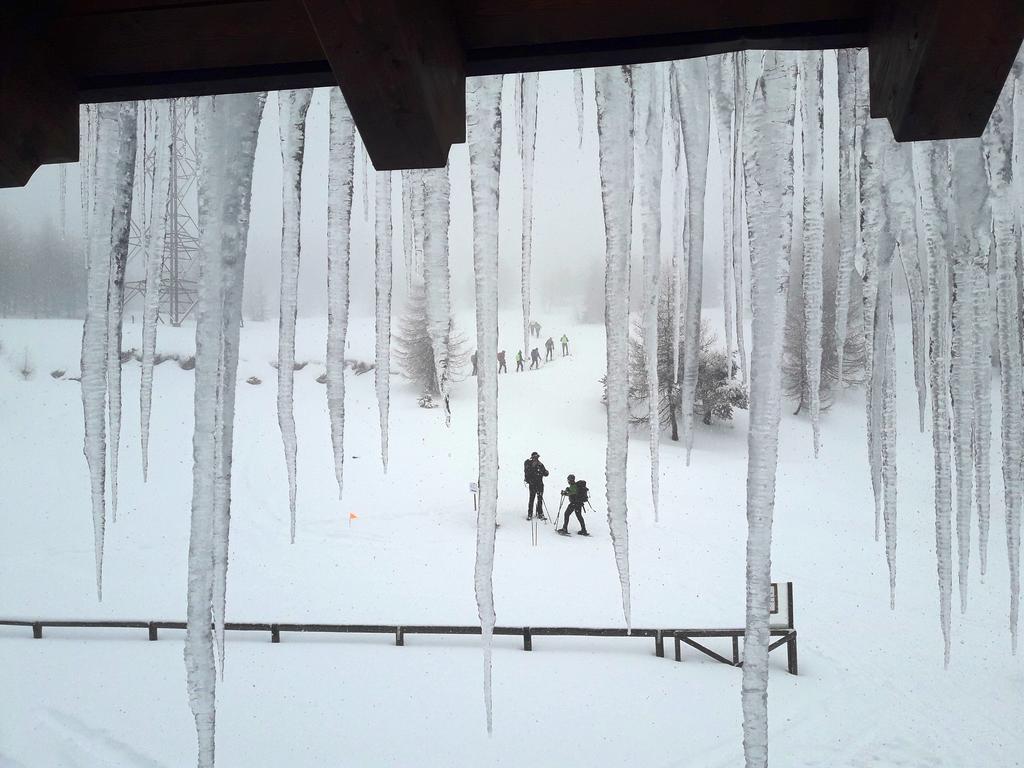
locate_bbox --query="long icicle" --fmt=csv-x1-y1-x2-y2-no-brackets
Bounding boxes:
879,264,898,607
595,65,635,629
467,73,503,735
669,73,685,421
573,69,586,149
709,54,737,376
835,50,857,387
799,50,824,456
375,170,393,472
972,256,993,583
634,63,664,521
276,88,314,543
916,139,954,666
422,167,454,424
141,100,172,480
672,58,710,464
105,103,139,524
326,90,356,499
519,72,539,370
733,53,749,386
186,91,265,768
740,51,797,768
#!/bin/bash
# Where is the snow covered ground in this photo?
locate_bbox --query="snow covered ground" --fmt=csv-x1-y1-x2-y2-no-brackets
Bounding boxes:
1,313,1022,767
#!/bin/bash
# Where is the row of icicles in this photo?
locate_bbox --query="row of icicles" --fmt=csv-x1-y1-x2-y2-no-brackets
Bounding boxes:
73,47,1024,768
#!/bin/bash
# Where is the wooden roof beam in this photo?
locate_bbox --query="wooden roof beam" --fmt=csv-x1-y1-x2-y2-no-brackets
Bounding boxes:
302,0,465,170
869,0,1024,141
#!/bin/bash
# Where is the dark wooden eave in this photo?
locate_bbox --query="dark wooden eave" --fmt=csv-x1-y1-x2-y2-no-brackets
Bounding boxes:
1,0,1021,186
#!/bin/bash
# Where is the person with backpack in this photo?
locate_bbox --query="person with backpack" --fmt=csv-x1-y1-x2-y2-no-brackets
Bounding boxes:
515,350,525,372
560,334,570,356
524,452,549,520
545,337,555,361
529,347,541,369
558,474,590,536
497,350,507,373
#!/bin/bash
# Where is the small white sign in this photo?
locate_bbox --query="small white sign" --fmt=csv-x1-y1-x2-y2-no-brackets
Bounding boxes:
469,482,479,493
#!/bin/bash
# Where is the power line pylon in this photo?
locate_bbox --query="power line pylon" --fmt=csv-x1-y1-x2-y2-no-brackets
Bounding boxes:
124,98,200,326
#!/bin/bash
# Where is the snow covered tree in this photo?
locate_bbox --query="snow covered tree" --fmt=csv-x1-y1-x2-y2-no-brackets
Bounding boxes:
393,281,468,395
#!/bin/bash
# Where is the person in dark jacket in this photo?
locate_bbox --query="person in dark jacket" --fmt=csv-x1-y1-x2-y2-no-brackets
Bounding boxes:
524,452,549,520
545,337,555,361
558,474,589,535
529,347,541,369
497,350,507,373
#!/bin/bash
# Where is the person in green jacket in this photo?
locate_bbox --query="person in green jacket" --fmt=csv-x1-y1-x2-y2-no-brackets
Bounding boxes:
560,334,569,356
515,350,525,372
557,474,589,536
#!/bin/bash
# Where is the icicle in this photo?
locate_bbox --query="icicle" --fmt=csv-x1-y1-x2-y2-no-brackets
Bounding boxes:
187,91,265,768
950,139,990,614
422,167,454,424
633,64,664,520
141,101,172,481
467,73,503,735
880,270,898,608
375,171,393,472
834,50,857,386
709,54,737,381
519,72,539,369
740,51,797,768
972,260,994,583
799,50,824,456
672,58,710,464
104,103,138,525
573,69,585,148
326,91,356,500
985,72,1022,646
401,169,414,290
80,103,130,599
916,140,954,665
276,88,314,544
595,65,635,629
733,53,749,386
410,168,426,281
356,134,369,221
668,78,684,393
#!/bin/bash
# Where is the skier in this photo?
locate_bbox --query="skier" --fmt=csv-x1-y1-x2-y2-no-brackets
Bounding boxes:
532,320,542,338
471,351,478,376
497,350,507,373
524,452,549,520
560,333,570,356
530,347,541,369
558,474,589,536
545,336,555,361
515,350,525,372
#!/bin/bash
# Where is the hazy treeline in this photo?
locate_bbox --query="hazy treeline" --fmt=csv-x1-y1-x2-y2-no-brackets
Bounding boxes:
0,212,83,318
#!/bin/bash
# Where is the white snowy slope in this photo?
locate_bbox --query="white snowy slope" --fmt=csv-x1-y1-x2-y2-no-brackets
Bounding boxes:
421,167,454,424
467,74,503,734
798,50,824,457
326,90,356,499
276,88,314,544
985,73,1022,646
672,57,710,464
916,139,955,666
375,171,393,472
950,138,991,616
186,91,265,768
104,103,138,525
519,72,539,369
595,65,635,629
709,53,737,374
740,51,797,768
633,63,664,521
80,103,124,599
140,100,172,480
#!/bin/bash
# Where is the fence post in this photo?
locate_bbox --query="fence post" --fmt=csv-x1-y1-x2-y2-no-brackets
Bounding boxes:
732,635,740,665
787,582,795,629
32,622,42,639
674,633,681,662
271,624,280,644
148,623,158,641
787,631,798,675
395,626,404,646
523,627,532,651
655,630,664,658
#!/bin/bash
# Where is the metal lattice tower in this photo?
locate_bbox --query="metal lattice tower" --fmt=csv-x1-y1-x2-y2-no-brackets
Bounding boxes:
124,98,200,326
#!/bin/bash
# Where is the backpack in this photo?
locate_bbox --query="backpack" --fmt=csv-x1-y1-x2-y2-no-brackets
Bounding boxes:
575,480,589,503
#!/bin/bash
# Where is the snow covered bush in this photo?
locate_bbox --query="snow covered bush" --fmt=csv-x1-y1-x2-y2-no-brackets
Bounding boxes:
393,281,468,395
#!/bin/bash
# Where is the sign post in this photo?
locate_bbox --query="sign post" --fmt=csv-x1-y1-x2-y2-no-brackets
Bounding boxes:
469,482,479,511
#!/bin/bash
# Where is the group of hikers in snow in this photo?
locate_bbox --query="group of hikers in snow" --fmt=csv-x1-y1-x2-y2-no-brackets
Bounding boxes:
470,329,571,376
523,452,590,537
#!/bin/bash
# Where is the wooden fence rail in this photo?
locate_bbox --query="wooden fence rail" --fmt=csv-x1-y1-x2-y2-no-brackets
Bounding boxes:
0,618,798,674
